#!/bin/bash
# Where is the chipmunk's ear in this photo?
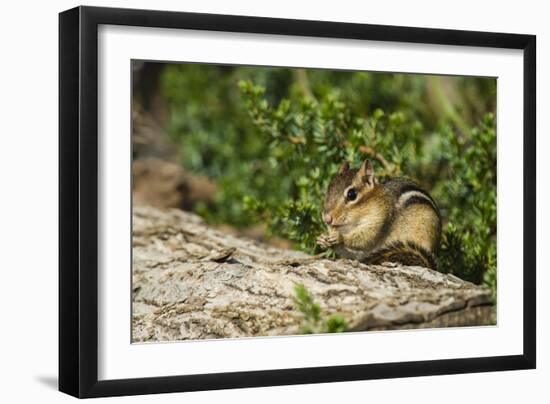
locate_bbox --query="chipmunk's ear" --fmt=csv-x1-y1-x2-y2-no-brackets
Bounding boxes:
338,161,350,174
358,159,375,186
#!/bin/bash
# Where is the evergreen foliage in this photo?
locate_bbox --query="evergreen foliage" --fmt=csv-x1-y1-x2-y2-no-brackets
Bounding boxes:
293,283,348,334
160,64,497,298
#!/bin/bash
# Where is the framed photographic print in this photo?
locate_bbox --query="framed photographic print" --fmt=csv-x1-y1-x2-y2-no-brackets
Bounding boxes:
59,6,536,398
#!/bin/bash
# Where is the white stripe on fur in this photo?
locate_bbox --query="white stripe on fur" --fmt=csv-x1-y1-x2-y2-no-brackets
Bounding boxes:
397,190,436,211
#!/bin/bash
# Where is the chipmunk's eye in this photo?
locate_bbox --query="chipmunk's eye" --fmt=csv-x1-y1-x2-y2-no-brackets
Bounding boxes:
346,188,357,202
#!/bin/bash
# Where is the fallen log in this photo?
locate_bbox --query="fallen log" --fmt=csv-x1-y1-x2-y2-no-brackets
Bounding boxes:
132,206,494,342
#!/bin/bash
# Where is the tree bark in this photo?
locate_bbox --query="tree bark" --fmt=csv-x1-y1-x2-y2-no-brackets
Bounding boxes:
132,206,494,342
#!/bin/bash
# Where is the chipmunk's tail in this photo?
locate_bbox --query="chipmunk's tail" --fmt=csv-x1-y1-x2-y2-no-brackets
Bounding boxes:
364,241,437,270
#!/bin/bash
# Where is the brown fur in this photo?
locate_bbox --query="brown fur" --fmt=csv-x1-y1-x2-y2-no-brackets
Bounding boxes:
364,241,437,269
320,160,441,269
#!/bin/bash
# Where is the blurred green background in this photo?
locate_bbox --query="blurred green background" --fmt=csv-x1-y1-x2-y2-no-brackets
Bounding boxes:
134,62,497,300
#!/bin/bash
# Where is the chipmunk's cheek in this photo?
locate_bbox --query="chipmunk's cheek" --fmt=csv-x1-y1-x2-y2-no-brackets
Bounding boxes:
336,224,352,236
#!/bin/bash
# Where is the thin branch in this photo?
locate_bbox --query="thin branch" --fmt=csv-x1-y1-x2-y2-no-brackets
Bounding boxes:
358,145,397,174
293,69,316,101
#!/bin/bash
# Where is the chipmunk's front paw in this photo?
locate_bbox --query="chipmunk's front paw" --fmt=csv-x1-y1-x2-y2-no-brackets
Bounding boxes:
316,232,341,249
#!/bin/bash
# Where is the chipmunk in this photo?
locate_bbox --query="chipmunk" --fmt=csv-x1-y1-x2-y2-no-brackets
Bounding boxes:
316,159,441,269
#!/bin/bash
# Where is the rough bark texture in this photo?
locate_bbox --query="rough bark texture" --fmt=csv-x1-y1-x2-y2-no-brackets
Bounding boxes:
132,206,494,342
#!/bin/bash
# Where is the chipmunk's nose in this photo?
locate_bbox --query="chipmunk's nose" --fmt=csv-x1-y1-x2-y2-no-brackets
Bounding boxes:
323,213,333,225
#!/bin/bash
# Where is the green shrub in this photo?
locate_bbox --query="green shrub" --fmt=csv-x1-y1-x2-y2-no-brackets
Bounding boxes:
435,113,497,293
293,283,348,334
160,65,497,297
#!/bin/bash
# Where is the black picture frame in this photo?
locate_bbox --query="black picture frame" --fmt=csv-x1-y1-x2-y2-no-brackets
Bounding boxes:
59,5,536,398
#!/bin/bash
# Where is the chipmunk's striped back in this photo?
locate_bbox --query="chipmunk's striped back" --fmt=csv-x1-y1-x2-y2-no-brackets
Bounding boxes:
374,178,441,269
384,179,440,217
